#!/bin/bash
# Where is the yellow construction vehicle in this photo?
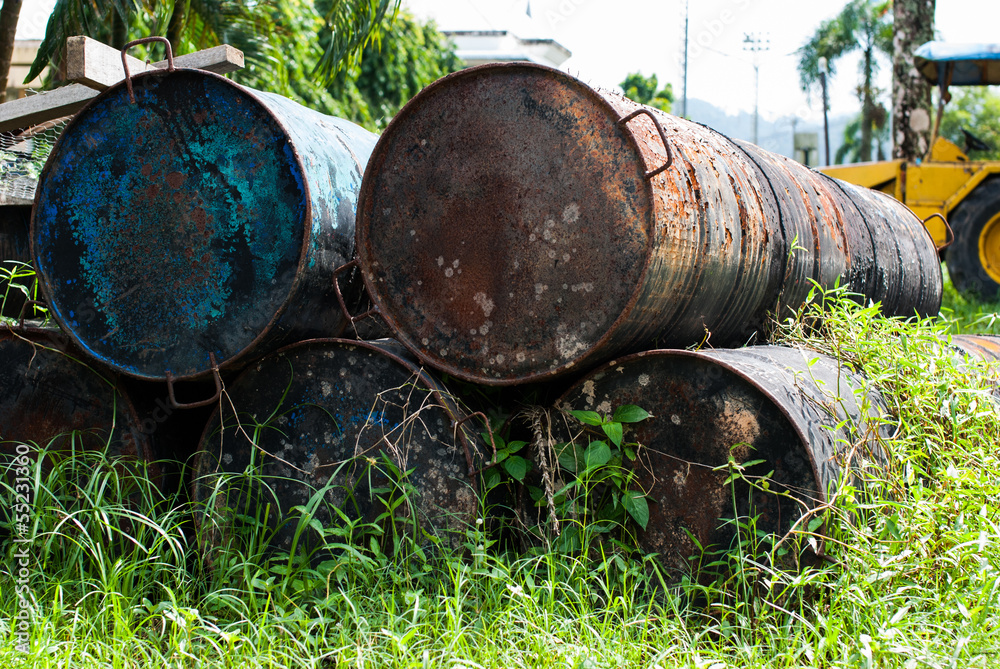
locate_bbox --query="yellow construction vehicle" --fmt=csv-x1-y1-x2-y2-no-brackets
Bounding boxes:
819,42,1000,297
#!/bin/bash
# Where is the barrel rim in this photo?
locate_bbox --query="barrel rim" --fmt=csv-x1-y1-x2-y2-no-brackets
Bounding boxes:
553,345,832,507
355,61,657,387
29,67,315,383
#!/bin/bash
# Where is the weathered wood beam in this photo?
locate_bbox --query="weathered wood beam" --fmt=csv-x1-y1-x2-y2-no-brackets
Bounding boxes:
66,36,244,90
0,38,244,133
0,84,97,133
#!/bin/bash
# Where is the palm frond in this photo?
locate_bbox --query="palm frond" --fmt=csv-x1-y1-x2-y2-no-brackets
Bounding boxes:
314,0,400,85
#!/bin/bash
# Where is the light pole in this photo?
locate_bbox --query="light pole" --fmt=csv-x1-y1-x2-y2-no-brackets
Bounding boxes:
681,0,689,118
819,56,830,165
742,32,769,146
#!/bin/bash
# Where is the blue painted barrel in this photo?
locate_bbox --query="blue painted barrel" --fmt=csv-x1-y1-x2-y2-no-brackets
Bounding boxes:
31,68,377,382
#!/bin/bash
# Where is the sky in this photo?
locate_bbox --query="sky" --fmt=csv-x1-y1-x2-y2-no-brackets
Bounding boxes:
13,0,1000,129
403,0,1000,128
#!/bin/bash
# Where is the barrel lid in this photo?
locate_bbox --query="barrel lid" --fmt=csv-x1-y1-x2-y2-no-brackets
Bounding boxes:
356,62,655,385
190,337,482,556
0,329,150,462
31,68,311,380
556,345,887,562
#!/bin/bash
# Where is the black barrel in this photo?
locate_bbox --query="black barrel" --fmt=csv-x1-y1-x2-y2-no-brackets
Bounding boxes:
0,205,36,320
355,62,942,386
554,345,888,571
191,338,486,558
0,328,155,480
32,50,377,386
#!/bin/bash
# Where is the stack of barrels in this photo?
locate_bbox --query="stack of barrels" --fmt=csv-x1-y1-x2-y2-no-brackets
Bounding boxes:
2,55,995,569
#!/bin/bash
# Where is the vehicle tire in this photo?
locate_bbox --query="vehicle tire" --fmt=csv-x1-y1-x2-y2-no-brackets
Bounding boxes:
946,176,1000,298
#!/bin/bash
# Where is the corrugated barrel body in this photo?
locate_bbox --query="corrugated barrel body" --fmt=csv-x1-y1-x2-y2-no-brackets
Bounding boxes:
555,345,888,572
824,177,942,315
950,333,1000,362
732,141,941,318
358,63,782,385
32,68,377,382
730,141,848,316
0,328,155,480
191,338,486,559
356,63,942,386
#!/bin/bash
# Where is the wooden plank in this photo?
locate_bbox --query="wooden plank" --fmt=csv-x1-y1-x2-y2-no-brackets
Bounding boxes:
0,39,245,133
164,45,244,76
66,36,244,90
0,84,98,133
66,36,147,90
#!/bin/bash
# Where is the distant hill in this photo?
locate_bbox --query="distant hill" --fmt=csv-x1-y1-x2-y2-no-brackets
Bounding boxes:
684,98,852,166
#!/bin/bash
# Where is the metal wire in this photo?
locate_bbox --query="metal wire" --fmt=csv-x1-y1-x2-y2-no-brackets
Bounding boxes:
0,93,68,203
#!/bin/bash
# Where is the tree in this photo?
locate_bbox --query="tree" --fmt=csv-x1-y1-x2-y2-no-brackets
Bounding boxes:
798,0,892,163
939,87,1000,160
619,71,673,113
22,0,401,93
0,0,23,102
835,106,890,164
329,10,461,130
16,1,456,132
891,0,935,161
262,6,459,130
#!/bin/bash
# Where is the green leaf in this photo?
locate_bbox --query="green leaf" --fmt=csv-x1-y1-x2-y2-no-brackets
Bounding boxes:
584,441,612,469
482,468,501,491
624,446,637,460
569,410,604,426
624,491,649,529
602,421,624,446
503,455,529,482
612,405,651,423
557,443,585,473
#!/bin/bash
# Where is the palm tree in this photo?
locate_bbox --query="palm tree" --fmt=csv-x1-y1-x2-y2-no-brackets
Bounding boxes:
21,0,399,91
798,0,892,163
835,106,890,164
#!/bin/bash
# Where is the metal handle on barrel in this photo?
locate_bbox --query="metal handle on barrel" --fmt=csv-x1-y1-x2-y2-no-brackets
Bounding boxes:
332,258,381,324
121,36,176,104
166,352,222,409
617,108,673,179
923,213,954,251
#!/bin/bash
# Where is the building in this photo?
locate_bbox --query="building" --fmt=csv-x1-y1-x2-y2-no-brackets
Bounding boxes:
5,40,47,100
404,0,571,69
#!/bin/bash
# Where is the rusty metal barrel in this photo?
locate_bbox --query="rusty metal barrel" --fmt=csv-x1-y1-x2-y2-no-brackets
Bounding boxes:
191,338,486,557
554,345,888,571
355,62,942,386
31,41,377,392
0,327,155,480
950,334,1000,362
948,334,1000,395
731,141,941,317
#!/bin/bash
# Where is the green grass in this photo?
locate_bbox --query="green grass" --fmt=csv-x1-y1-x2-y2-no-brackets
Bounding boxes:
3,275,1000,667
939,264,1000,335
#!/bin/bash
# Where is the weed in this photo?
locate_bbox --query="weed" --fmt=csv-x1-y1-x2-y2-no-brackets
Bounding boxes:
4,284,1000,666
